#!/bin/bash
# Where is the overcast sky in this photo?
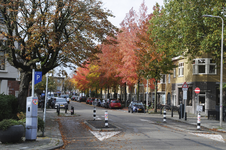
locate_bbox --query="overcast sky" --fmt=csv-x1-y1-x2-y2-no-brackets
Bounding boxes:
101,0,164,28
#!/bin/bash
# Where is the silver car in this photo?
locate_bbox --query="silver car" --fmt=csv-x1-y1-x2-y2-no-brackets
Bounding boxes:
55,98,68,109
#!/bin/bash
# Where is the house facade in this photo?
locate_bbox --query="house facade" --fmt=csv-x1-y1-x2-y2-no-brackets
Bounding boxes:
156,54,226,115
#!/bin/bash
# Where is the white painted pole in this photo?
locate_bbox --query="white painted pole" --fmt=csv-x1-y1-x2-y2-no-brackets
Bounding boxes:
42,73,48,136
105,111,108,127
197,112,201,130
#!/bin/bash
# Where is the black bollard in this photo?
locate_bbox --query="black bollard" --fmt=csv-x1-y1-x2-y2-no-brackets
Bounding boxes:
71,106,74,115
171,107,173,117
179,110,181,119
185,112,187,121
65,105,67,113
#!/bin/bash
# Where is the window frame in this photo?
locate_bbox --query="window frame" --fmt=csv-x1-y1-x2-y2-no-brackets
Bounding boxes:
178,62,184,77
193,58,217,75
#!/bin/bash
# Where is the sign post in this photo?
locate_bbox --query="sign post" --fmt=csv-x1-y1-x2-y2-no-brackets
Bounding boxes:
182,82,188,120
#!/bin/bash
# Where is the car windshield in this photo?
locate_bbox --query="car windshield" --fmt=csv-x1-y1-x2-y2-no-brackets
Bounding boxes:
60,95,69,98
133,102,143,105
56,98,67,102
111,100,119,103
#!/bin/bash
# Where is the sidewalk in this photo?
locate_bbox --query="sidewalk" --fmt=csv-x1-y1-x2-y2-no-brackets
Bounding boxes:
0,108,64,150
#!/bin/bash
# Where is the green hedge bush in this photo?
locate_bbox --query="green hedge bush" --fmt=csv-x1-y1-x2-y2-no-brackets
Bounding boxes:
0,94,18,121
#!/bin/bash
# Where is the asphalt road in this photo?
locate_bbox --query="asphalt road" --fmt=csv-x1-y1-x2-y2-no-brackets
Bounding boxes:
56,101,226,150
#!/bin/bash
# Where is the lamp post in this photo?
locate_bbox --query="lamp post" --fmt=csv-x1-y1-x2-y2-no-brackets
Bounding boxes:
42,73,48,136
202,15,224,127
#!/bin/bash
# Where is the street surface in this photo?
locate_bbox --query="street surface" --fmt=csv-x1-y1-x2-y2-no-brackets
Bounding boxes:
56,101,226,150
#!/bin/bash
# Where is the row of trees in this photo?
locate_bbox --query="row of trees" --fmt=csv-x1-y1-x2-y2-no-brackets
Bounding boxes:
73,0,226,112
0,0,118,111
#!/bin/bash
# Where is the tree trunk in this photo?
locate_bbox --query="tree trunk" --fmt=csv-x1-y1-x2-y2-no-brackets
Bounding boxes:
154,80,157,113
101,88,102,99
124,82,127,107
18,72,32,112
137,80,140,102
107,86,110,98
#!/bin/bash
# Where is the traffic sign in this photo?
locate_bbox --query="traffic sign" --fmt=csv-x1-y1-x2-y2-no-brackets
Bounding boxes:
182,82,188,88
35,71,42,85
195,87,200,94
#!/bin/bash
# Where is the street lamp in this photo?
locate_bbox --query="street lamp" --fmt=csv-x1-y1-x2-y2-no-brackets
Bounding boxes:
202,15,224,127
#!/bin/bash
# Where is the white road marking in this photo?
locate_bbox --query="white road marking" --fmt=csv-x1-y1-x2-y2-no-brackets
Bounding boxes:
190,133,225,143
90,130,121,141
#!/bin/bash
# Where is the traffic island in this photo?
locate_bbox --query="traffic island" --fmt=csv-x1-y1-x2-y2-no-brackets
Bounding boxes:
84,120,122,131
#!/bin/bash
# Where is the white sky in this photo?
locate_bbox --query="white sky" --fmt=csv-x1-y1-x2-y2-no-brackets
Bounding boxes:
101,0,164,28
61,0,164,76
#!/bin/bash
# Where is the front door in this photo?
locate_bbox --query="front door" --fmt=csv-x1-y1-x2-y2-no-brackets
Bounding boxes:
199,92,205,112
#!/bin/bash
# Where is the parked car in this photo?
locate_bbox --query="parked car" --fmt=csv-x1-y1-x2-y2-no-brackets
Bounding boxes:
101,100,106,107
89,98,96,105
104,99,110,108
97,99,102,107
71,95,77,101
49,97,58,109
54,98,68,109
60,95,71,104
86,97,91,104
128,101,145,113
79,96,87,102
109,99,121,109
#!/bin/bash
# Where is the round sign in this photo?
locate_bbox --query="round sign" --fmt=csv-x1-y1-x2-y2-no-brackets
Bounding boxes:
195,87,200,94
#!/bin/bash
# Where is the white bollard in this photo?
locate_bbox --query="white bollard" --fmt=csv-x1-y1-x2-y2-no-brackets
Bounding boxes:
197,112,201,130
163,109,166,123
93,107,96,120
105,111,108,127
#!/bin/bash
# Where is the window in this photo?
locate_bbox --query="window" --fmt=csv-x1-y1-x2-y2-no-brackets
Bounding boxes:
168,74,170,83
193,58,216,74
0,50,5,70
178,62,184,77
173,68,176,78
160,75,166,83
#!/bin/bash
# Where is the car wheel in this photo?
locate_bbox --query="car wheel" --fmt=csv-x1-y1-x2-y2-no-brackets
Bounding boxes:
128,109,130,113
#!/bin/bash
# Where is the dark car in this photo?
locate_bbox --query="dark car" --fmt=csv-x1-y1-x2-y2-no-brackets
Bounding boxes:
79,96,87,102
128,101,145,113
71,95,77,101
49,97,58,109
104,99,110,108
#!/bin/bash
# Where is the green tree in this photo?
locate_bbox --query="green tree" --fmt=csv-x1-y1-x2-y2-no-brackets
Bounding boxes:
150,0,226,62
0,0,117,111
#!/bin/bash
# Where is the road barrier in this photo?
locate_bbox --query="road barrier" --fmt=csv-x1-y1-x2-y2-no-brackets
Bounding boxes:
163,109,166,123
105,111,108,127
197,112,201,130
57,104,60,116
71,106,74,115
93,107,96,120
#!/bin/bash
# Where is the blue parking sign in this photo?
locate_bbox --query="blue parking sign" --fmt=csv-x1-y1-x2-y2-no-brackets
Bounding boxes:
35,71,42,85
